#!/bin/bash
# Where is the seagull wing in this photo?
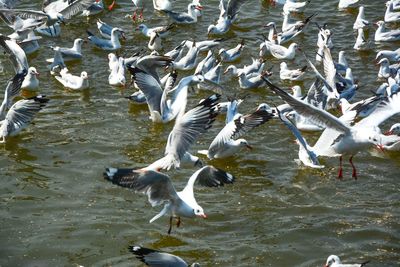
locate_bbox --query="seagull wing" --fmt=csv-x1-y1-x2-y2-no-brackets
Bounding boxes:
0,34,28,73
208,109,273,155
136,55,173,83
5,69,27,101
264,78,351,134
163,94,220,169
356,92,400,128
129,67,163,115
104,169,179,207
186,165,235,188
0,9,48,21
1,95,48,137
60,0,95,19
129,246,188,267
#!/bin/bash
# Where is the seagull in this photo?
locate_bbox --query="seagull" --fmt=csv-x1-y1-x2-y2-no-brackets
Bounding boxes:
108,57,126,87
184,39,224,52
338,0,359,9
21,67,39,91
171,41,200,71
218,39,244,63
264,78,400,179
129,245,200,267
0,0,95,27
385,123,400,136
324,255,369,267
148,32,162,51
55,67,89,90
353,6,369,30
374,20,400,42
207,0,248,35
143,94,220,171
385,1,400,23
283,0,310,13
198,106,274,159
87,27,124,51
47,46,66,74
162,3,202,24
153,0,172,11
136,23,174,38
46,38,85,63
377,58,398,79
265,42,299,60
224,58,264,78
279,62,307,81
96,19,125,40
237,71,270,89
375,48,400,62
104,165,235,234
0,95,49,143
276,108,324,168
353,28,368,50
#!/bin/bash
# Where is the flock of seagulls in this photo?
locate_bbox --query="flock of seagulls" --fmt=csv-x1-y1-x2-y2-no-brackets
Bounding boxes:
1,0,399,265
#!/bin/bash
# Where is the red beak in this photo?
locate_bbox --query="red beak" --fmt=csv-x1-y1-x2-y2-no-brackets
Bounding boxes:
384,130,393,136
376,144,385,152
195,5,203,10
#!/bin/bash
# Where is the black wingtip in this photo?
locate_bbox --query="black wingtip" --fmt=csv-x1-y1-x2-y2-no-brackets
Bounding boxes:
360,260,370,267
129,245,158,263
86,30,94,37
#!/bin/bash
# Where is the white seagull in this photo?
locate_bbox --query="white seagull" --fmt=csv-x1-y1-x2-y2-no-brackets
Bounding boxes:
353,6,369,30
55,68,89,90
279,62,307,81
374,20,400,42
324,255,369,267
104,165,235,234
87,27,124,51
21,67,39,91
46,38,85,63
218,39,245,63
162,3,202,24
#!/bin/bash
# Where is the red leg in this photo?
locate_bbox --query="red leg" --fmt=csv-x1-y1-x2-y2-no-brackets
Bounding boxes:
349,156,357,179
139,8,144,20
176,217,181,228
108,0,116,11
132,11,137,22
337,156,343,179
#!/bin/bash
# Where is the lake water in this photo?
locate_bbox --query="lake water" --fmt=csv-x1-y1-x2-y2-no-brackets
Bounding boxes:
0,0,399,266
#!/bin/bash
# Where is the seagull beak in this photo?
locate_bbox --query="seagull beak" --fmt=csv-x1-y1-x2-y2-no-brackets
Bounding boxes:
246,144,253,150
199,213,207,219
121,32,127,40
195,5,203,10
375,144,385,152
384,130,393,136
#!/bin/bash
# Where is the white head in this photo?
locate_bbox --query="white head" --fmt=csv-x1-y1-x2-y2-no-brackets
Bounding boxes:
289,43,299,51
237,138,252,150
28,67,39,76
193,205,207,218
224,65,237,74
80,71,88,79
108,53,117,62
74,38,84,47
375,20,385,28
280,62,288,69
378,58,390,66
291,85,302,97
325,255,341,267
207,24,217,34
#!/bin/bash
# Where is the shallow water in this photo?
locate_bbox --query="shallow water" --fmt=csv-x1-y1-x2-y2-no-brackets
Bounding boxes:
0,0,399,266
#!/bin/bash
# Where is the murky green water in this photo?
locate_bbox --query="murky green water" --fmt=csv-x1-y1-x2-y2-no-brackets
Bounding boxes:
1,0,399,266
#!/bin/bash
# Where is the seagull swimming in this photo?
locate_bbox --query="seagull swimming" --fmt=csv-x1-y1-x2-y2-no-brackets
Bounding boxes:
87,27,124,51
55,67,89,90
324,255,369,267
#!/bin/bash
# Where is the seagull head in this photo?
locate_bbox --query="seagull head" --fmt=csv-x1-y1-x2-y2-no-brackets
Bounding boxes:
193,206,207,219
238,139,252,150
325,255,341,267
81,72,89,79
28,67,39,76
385,123,400,135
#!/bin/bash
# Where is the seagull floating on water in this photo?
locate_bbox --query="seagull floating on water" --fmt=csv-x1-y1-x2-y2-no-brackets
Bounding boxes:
324,255,369,267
